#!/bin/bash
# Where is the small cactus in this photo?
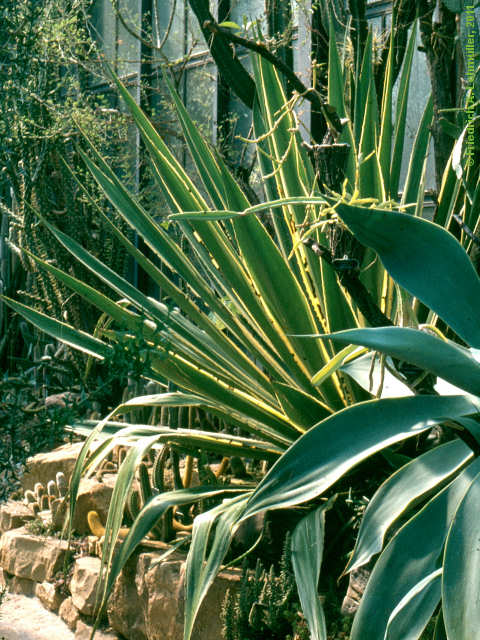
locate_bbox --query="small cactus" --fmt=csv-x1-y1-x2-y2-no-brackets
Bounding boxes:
47,480,58,500
22,472,69,530
34,482,44,501
24,489,37,504
56,472,67,498
118,446,127,467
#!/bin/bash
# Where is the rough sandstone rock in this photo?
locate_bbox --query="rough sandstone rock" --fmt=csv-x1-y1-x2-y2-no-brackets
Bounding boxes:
75,620,121,640
36,580,66,612
70,556,101,616
45,392,78,409
59,596,82,631
0,500,35,532
0,527,69,582
73,476,116,534
21,442,84,492
108,551,240,640
0,572,36,596
108,554,148,640
141,556,185,640
0,567,8,588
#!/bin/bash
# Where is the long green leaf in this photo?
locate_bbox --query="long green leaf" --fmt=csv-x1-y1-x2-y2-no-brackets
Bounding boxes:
335,203,480,347
95,208,276,396
347,439,472,572
184,494,249,640
378,29,394,196
351,458,480,639
1,296,111,359
107,65,207,213
108,69,323,390
240,395,480,521
390,24,417,198
273,382,332,429
165,72,245,211
81,133,298,390
401,94,434,207
291,506,328,640
94,486,243,624
147,354,297,445
38,216,170,326
37,216,293,408
358,75,383,200
24,249,144,333
328,17,355,184
68,418,283,461
443,469,480,640
321,326,480,397
96,435,160,609
384,569,442,640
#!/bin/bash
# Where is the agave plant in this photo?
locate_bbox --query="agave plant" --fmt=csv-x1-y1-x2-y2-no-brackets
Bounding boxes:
233,200,480,640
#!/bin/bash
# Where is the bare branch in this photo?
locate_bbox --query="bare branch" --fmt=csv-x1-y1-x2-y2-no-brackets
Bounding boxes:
110,0,172,53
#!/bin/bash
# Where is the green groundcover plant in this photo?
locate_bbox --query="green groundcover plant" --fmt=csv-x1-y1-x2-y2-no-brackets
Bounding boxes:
2,21,480,640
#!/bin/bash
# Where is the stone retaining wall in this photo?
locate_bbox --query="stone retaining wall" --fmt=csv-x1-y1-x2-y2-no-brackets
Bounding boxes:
0,501,239,639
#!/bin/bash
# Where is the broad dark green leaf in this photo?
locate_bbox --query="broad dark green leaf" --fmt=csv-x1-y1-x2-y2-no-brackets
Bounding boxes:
434,611,448,640
347,440,472,572
351,458,480,639
241,395,480,521
443,469,480,640
334,205,480,347
322,327,480,396
385,569,442,640
442,0,463,11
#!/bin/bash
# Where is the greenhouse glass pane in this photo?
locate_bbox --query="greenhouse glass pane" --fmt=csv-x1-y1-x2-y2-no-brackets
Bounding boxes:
116,0,141,76
230,0,266,26
153,0,185,61
91,0,117,62
185,62,216,137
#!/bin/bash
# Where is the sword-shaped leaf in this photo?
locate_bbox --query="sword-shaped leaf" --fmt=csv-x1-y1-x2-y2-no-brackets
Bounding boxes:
184,494,249,640
291,505,328,640
1,296,111,359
